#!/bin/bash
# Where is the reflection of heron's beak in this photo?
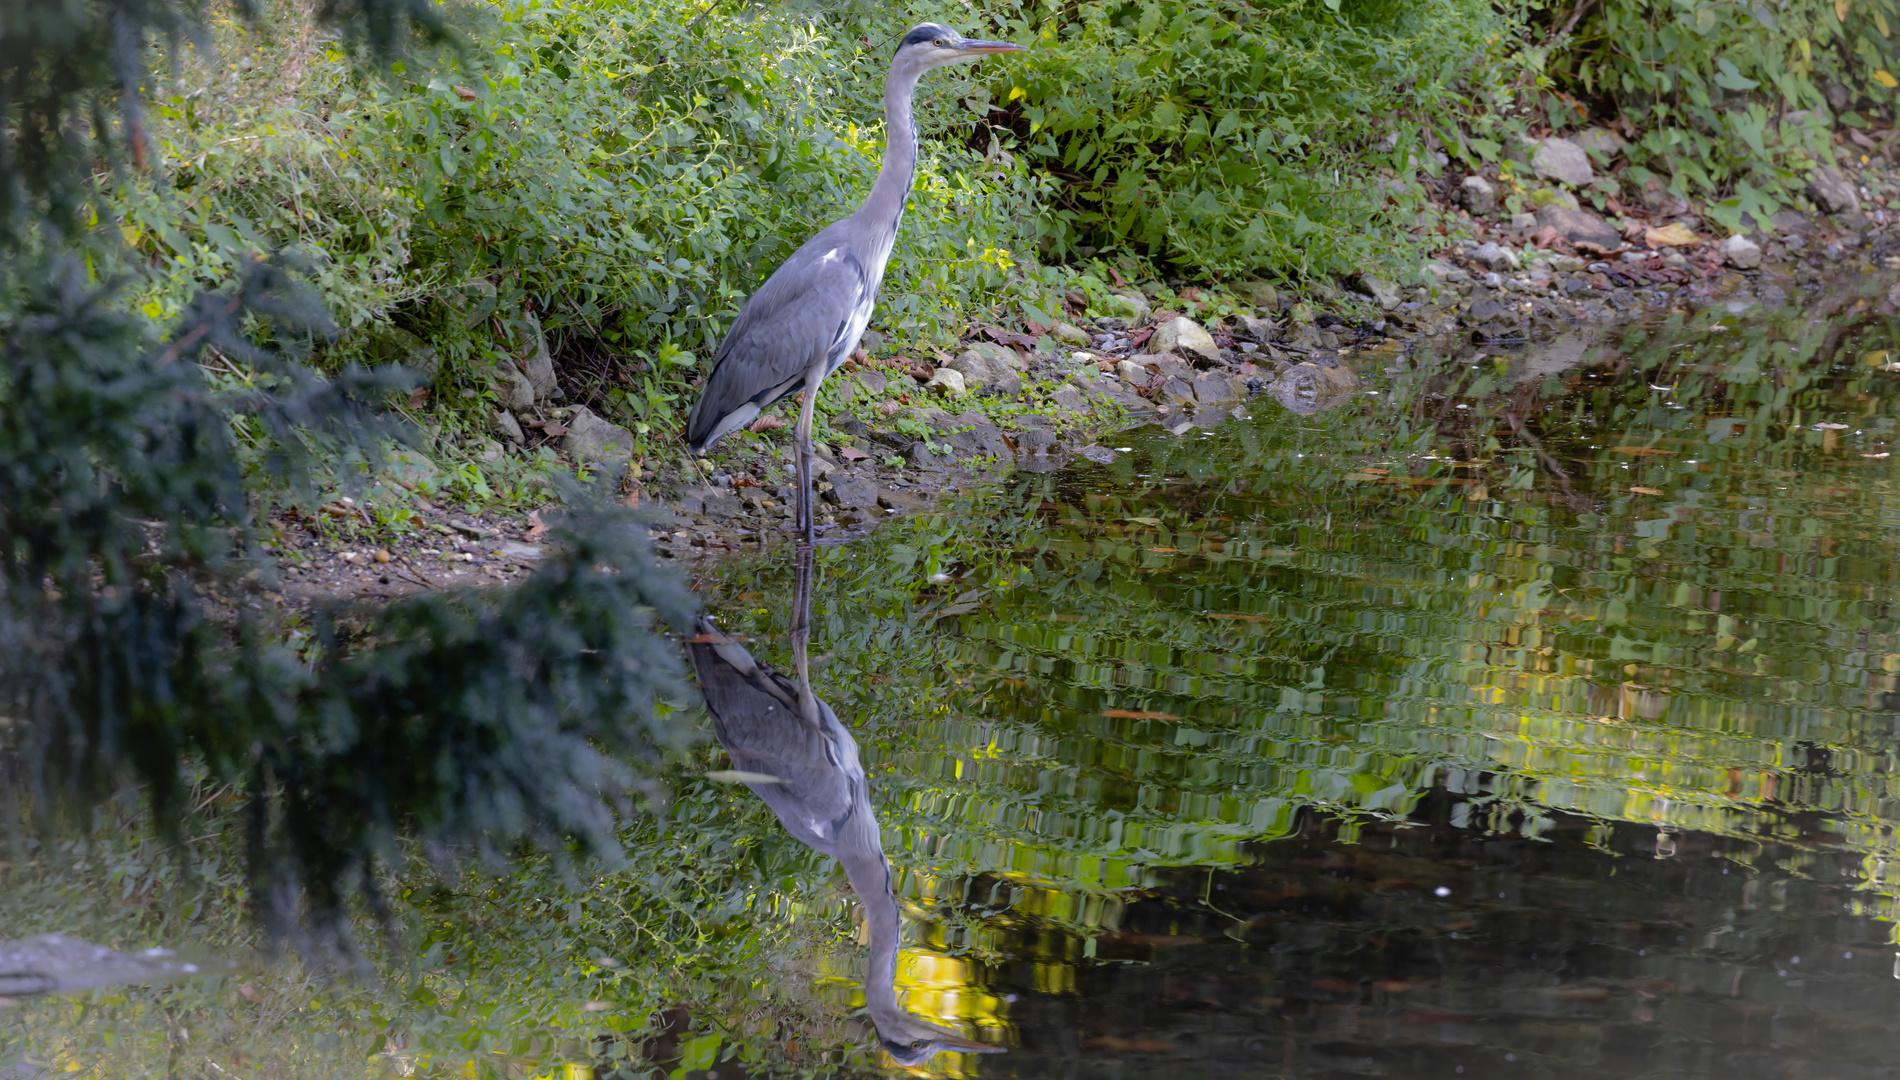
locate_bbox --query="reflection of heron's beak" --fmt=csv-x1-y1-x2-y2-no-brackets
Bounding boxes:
921,1020,1007,1054
953,38,1028,57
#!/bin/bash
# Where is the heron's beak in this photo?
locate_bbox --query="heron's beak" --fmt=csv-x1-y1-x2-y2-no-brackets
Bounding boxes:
952,38,1028,57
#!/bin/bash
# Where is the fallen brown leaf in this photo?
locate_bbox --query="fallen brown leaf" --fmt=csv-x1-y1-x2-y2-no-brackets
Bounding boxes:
748,415,786,433
541,422,568,437
1629,486,1664,495
1103,708,1183,721
839,447,870,462
407,387,430,408
524,510,548,541
1645,222,1700,247
1612,446,1675,456
453,86,480,101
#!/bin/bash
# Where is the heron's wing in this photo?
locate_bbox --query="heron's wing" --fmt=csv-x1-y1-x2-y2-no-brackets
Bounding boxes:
685,221,874,451
688,618,860,845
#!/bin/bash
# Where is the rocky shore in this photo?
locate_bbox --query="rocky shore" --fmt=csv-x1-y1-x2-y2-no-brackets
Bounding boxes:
266,142,1900,601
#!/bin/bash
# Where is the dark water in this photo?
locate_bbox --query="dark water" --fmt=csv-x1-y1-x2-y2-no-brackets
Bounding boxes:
719,277,1900,1078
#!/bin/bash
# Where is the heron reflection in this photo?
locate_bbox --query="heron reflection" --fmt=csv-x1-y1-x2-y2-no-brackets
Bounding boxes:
689,547,1000,1066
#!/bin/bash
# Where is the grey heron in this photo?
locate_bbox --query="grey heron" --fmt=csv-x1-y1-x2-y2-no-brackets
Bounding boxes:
688,550,1003,1065
684,24,1026,544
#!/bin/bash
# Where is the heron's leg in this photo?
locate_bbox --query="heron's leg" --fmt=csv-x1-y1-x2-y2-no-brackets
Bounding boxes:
793,359,826,548
789,542,818,721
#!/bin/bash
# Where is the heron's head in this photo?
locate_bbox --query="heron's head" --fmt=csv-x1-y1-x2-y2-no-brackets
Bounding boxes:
875,1010,1004,1067
892,22,1026,75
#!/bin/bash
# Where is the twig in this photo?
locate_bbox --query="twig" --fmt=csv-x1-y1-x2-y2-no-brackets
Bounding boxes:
395,553,436,587
153,291,244,367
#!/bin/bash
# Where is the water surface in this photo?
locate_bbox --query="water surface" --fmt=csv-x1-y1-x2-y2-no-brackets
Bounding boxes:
714,276,1900,1078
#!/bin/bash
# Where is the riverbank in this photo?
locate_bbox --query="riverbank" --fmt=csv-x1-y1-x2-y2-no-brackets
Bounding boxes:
264,151,1900,604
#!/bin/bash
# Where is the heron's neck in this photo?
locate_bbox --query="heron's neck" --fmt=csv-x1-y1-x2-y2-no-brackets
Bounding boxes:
860,65,922,233
845,850,908,1025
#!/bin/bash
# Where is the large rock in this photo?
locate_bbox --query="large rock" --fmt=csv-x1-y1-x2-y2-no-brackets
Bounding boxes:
492,409,525,444
1099,290,1152,322
1471,242,1520,272
1530,138,1594,187
1244,280,1281,310
1535,205,1622,250
1350,272,1401,311
1459,175,1498,216
1569,127,1627,159
1807,165,1861,215
1051,322,1091,346
1151,316,1220,363
824,476,881,509
516,311,560,402
948,350,1021,398
489,356,536,412
924,368,967,399
1049,384,1090,417
1720,233,1762,269
561,406,636,465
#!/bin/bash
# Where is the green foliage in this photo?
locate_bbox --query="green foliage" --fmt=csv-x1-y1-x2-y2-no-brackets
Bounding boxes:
996,0,1519,279
0,0,704,956
109,0,1050,461
1540,0,1900,224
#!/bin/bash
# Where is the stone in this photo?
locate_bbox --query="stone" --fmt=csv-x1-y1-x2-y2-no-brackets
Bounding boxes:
1720,233,1762,269
488,355,536,412
1050,384,1089,417
1244,280,1281,310
1151,316,1221,363
1234,313,1277,339
1459,175,1498,216
1549,254,1587,273
949,350,1021,397
699,490,745,519
907,442,949,470
492,409,525,444
384,447,438,485
1465,297,1511,325
1051,322,1091,346
824,476,881,509
474,438,504,465
924,368,967,399
1350,272,1401,311
966,341,1024,369
561,406,636,465
1191,372,1243,408
1807,165,1861,215
1115,358,1148,384
1535,205,1622,250
1525,187,1579,211
1471,242,1520,272
1157,377,1197,409
1014,428,1060,456
516,312,560,402
1530,138,1594,187
851,369,892,403
1268,361,1361,415
1101,290,1152,322
1076,445,1118,465
876,487,932,514
1510,213,1539,230
1570,127,1627,159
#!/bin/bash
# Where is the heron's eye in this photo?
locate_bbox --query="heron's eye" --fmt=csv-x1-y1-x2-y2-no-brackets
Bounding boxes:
934,38,948,47
911,1039,926,1049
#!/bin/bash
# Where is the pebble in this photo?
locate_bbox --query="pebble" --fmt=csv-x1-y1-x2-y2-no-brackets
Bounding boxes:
1720,234,1762,269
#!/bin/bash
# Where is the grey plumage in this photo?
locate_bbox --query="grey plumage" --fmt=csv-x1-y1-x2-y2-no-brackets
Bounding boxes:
688,608,1002,1066
684,23,1026,545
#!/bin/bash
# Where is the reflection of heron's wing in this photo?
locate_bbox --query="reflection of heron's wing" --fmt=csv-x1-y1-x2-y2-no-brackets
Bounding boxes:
0,934,236,996
690,618,862,852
